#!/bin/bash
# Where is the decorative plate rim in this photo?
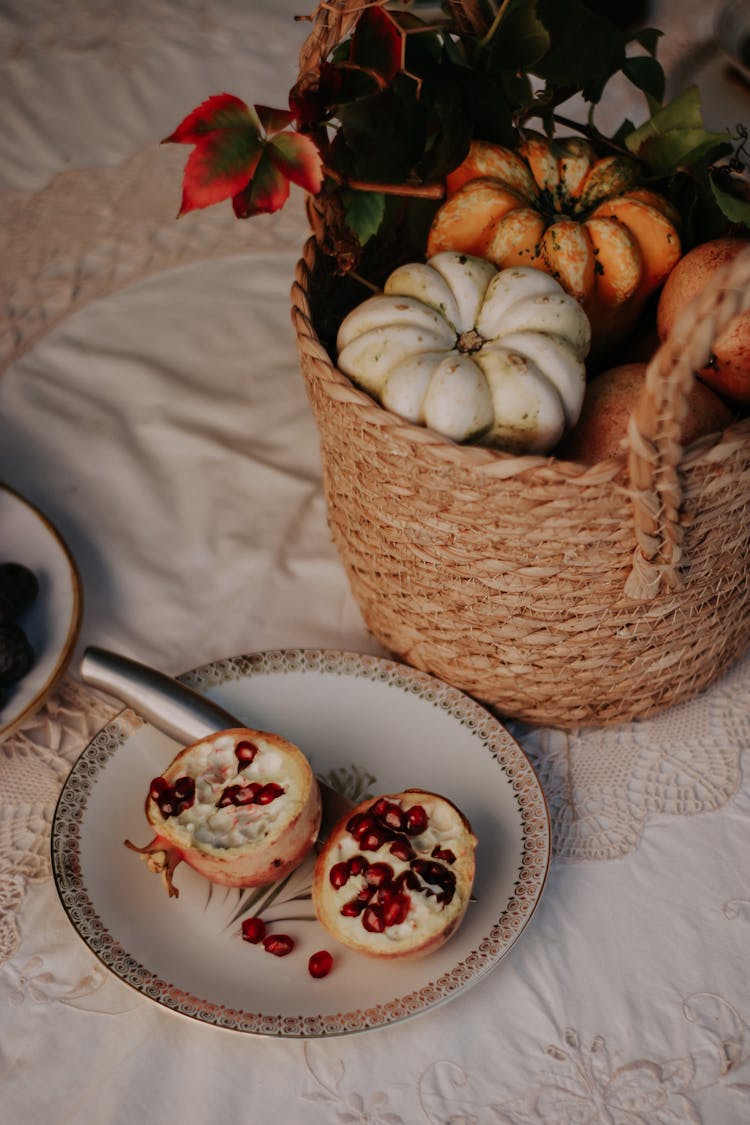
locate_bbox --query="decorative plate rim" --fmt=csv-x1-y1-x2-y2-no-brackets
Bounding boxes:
52,648,550,1037
0,483,83,742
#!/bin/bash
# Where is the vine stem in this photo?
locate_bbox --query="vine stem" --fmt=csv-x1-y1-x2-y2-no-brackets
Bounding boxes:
323,165,445,199
479,0,513,49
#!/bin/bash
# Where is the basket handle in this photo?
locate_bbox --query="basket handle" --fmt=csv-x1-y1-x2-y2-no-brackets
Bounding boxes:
624,243,750,601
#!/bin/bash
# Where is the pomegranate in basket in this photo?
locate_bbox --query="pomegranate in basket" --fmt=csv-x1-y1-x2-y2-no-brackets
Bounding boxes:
125,727,321,897
313,789,477,960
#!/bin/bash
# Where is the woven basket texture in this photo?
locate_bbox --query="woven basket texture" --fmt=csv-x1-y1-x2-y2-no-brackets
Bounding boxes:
290,1,750,727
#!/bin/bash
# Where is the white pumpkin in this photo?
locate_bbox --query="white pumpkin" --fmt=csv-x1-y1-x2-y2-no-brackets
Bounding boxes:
336,252,591,453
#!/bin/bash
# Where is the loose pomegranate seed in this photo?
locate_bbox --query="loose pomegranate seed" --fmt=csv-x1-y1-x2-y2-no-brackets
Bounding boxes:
256,782,285,805
348,855,369,876
308,950,333,979
432,846,456,864
365,862,394,887
149,776,170,801
329,861,350,889
235,740,259,768
241,917,267,944
404,805,428,835
262,933,295,957
362,905,385,933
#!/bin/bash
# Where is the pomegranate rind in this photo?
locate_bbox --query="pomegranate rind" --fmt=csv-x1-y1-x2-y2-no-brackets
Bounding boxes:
128,727,321,892
312,788,477,961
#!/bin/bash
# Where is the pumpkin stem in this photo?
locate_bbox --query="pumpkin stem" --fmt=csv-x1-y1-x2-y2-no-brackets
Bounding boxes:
456,329,484,354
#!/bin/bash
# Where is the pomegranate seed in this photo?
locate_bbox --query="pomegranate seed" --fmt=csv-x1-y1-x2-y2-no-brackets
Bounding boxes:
329,861,350,889
389,837,415,862
365,862,394,887
241,917,267,944
149,776,170,801
217,785,241,808
382,892,410,928
341,898,364,917
359,827,389,851
377,801,404,831
356,885,376,905
346,812,367,836
404,805,428,835
262,933,295,957
362,905,385,933
172,776,195,800
411,859,456,904
235,740,258,768
234,782,262,806
158,796,176,818
308,950,333,979
432,846,456,864
348,855,368,876
395,869,420,892
256,782,285,805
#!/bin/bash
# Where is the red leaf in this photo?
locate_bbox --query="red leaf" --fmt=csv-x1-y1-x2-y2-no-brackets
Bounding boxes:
268,132,324,194
255,105,295,136
232,152,291,218
164,93,260,145
179,130,263,215
349,6,402,83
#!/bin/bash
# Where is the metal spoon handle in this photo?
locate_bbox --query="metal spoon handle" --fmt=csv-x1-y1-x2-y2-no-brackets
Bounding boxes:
80,646,241,745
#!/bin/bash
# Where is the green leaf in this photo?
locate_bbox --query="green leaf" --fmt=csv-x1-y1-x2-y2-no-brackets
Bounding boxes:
631,28,663,56
710,171,750,227
532,0,627,103
625,87,733,176
342,189,386,245
622,55,664,104
626,86,702,145
487,0,550,71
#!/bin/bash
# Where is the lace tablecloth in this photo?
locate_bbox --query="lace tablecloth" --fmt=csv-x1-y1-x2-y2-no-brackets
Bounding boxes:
1,2,749,1122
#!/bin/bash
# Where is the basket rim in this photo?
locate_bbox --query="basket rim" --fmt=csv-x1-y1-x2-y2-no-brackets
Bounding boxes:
291,235,750,485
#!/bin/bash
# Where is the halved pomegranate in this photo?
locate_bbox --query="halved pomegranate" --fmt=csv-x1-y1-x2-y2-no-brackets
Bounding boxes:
125,727,321,897
312,789,477,960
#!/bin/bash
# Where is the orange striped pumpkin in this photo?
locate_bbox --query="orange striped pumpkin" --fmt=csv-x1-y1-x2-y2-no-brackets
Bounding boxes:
427,136,682,354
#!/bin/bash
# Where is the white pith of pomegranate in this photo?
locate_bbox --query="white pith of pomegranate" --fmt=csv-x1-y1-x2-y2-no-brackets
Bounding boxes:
125,727,322,897
312,789,477,960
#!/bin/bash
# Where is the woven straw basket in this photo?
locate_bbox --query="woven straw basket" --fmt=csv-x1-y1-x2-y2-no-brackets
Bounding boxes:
290,1,750,727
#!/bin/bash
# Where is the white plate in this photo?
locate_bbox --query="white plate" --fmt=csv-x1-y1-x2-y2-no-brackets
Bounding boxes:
0,484,82,741
52,649,549,1037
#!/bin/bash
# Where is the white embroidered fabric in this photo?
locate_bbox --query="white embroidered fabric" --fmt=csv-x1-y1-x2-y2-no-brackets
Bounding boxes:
1,1,749,1121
